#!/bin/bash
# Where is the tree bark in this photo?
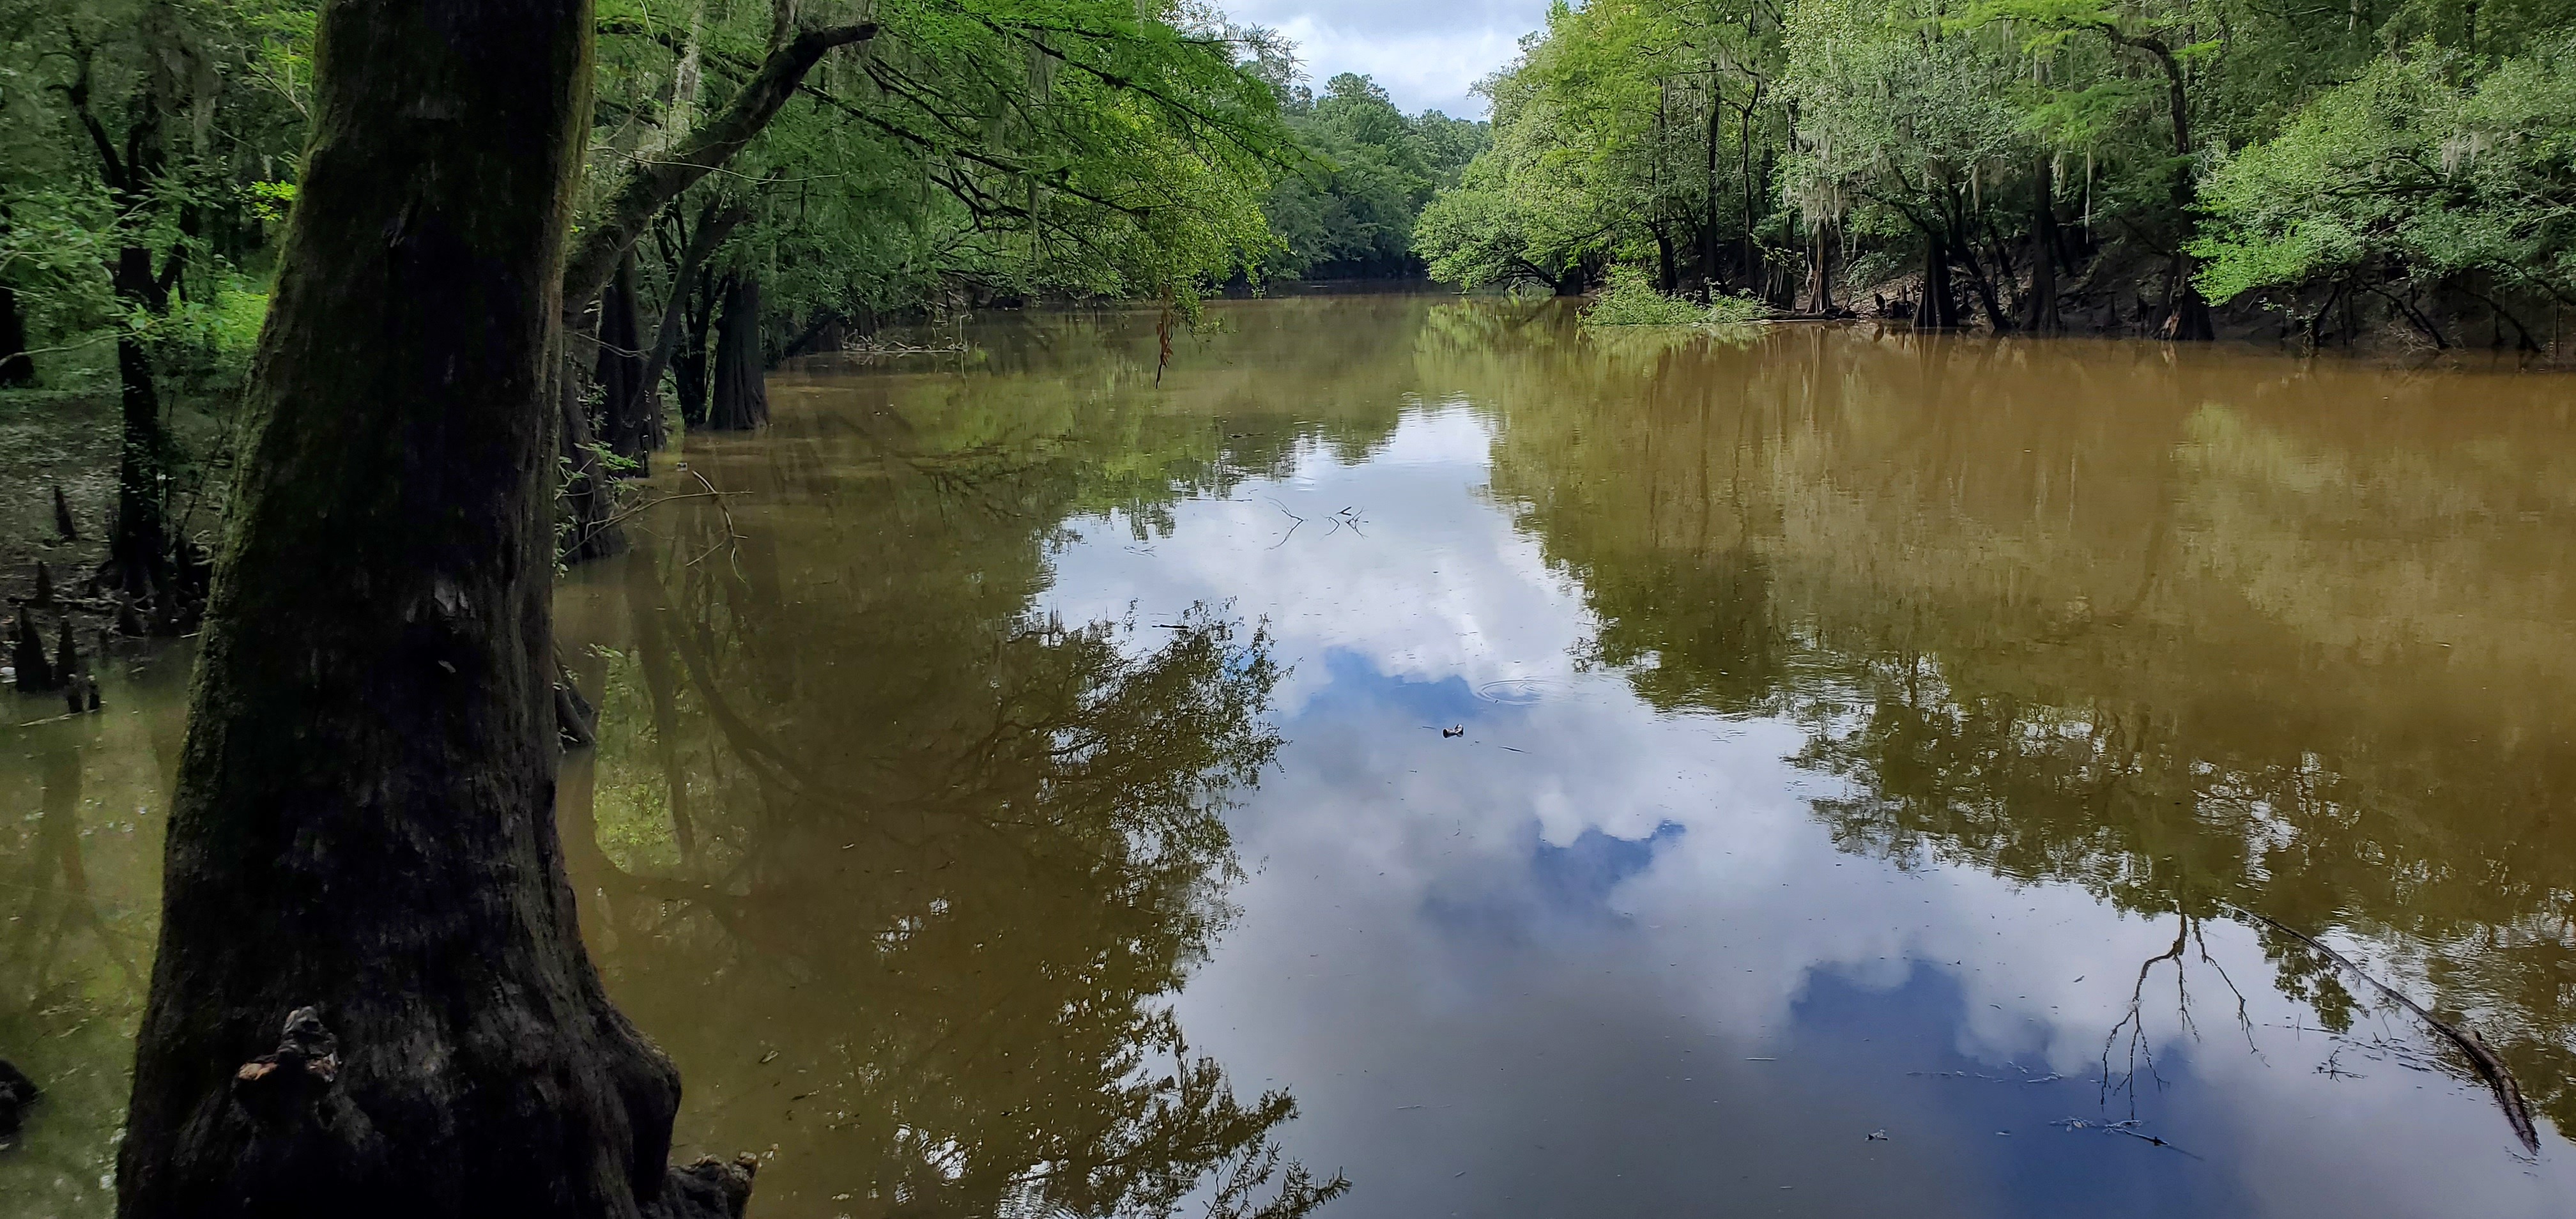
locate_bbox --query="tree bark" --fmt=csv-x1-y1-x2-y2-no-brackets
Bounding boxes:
562,332,628,562
706,272,767,431
1703,80,1725,291
1738,84,1761,303
595,251,649,466
1802,218,1837,315
1919,230,1959,329
108,334,176,606
2025,157,2063,334
64,49,188,610
674,275,714,427
116,1,743,1216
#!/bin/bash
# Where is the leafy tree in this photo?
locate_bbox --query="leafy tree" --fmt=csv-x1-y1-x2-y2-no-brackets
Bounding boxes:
2194,36,2576,347
1411,0,2576,339
1264,72,1488,278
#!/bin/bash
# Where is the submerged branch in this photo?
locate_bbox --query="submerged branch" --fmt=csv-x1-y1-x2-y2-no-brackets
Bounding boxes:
2231,905,2540,1153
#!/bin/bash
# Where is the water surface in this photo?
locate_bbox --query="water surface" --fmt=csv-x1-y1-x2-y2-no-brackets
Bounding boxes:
7,296,2576,1217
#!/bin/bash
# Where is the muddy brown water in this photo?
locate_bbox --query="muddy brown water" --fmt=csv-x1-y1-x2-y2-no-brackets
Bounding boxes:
7,296,2576,1217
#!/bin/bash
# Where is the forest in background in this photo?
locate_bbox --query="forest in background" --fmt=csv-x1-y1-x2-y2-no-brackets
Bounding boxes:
1414,0,2576,348
4,0,2574,645
0,0,1484,647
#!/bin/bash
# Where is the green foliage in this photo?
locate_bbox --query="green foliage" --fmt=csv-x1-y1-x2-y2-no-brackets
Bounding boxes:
1584,263,1772,325
1416,0,1792,298
1415,0,2576,323
579,0,1298,343
1262,73,1487,279
1585,264,1711,325
2195,37,2576,303
1706,289,1771,323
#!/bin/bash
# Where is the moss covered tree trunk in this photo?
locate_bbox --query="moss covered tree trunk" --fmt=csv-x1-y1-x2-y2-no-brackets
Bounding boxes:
705,272,766,431
115,0,744,1216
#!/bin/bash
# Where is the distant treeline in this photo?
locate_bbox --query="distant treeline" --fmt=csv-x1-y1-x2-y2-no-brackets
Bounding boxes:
1259,73,1490,280
1407,0,2576,348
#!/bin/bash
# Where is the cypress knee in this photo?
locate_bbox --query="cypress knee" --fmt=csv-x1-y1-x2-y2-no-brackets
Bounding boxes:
12,607,54,692
0,1057,35,1136
52,617,77,685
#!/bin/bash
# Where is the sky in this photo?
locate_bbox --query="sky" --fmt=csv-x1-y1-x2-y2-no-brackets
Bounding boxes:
1220,0,1554,118
1033,404,2573,1219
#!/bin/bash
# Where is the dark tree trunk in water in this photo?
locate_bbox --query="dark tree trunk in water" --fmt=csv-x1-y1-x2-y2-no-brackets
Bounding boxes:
2163,254,2213,341
108,335,176,605
636,199,744,442
2105,29,2213,342
0,283,31,387
595,252,650,468
561,337,627,563
2025,157,2064,335
1919,231,1960,329
1802,220,1837,315
116,1,746,1216
705,273,765,431
673,269,716,427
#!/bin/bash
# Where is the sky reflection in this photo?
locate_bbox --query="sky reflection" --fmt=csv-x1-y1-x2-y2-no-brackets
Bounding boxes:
1041,406,2574,1219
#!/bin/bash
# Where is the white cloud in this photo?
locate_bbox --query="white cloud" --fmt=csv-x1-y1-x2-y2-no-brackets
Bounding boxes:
1035,401,2576,1217
1222,0,1553,116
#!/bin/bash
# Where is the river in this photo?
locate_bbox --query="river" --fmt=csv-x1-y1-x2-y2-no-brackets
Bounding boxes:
6,295,2576,1217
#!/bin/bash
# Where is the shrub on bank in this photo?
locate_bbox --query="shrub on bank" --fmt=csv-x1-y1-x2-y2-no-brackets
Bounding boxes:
1584,265,1773,326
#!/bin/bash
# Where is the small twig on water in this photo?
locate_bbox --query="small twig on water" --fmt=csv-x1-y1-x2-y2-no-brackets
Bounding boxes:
2052,1117,2201,1159
1266,498,1305,549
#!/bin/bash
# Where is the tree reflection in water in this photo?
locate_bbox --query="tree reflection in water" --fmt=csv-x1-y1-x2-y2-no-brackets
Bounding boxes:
555,360,1347,1218
1470,316,2576,1146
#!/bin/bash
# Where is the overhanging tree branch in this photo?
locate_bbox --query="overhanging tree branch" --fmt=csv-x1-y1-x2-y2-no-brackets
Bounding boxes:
562,19,879,310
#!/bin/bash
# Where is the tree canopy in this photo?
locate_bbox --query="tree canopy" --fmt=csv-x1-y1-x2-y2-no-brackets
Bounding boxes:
1412,0,2576,346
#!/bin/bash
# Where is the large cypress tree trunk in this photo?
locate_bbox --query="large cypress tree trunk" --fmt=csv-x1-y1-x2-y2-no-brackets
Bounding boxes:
1802,218,1837,315
2025,157,2063,335
115,0,745,1216
705,272,766,431
1919,230,1959,329
108,334,175,603
673,268,716,427
595,252,649,466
